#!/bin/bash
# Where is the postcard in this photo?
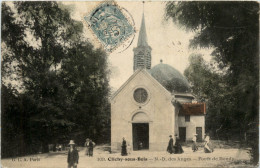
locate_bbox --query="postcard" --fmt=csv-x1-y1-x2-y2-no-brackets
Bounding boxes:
1,1,259,168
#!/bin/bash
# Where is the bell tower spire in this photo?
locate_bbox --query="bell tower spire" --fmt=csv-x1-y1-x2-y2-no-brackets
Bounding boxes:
133,2,152,72
137,13,148,47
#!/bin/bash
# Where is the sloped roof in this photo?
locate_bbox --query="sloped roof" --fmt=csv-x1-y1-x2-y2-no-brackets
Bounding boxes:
111,69,171,101
179,103,206,115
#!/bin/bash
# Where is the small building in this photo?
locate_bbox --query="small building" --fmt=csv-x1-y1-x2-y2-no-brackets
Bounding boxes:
110,13,206,152
177,102,206,142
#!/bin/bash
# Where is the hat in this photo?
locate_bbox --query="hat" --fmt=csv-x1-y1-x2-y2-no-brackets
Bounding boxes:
174,134,178,136
68,140,75,145
169,135,172,137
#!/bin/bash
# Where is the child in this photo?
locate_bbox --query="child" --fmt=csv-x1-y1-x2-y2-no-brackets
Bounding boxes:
192,134,198,152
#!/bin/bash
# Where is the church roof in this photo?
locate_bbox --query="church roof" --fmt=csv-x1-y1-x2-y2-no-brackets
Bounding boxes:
137,13,149,47
179,103,206,115
149,62,190,93
111,69,171,101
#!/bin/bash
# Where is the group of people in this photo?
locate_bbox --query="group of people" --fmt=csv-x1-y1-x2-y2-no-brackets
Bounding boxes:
192,133,214,153
66,138,95,168
67,134,214,167
167,133,214,154
167,134,184,154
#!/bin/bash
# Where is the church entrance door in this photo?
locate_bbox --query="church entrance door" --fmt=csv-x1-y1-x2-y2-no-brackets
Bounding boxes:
132,123,149,151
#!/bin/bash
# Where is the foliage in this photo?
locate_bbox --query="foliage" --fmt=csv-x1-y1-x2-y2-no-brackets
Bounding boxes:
166,1,259,164
1,1,110,157
184,54,239,139
61,42,111,144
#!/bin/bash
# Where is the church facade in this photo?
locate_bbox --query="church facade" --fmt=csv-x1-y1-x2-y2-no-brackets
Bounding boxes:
111,14,206,152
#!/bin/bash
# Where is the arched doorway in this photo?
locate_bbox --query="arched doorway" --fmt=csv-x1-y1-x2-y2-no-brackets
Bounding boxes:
132,112,149,150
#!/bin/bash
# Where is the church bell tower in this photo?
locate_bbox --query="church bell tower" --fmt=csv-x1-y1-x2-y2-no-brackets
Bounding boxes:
133,12,152,72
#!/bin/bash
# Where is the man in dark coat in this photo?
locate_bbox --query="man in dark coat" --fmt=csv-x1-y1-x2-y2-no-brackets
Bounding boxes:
121,137,127,156
67,140,79,168
167,135,174,154
84,138,90,156
89,140,95,157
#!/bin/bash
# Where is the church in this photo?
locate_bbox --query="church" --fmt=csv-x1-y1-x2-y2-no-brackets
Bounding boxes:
111,14,206,152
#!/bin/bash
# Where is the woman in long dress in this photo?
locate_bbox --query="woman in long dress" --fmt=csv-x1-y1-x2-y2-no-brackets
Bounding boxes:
167,135,174,154
174,134,184,154
121,137,127,156
204,134,214,153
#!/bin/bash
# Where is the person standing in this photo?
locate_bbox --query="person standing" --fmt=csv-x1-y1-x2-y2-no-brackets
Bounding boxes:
167,135,174,154
121,137,127,156
89,139,95,157
127,143,132,155
84,138,90,156
192,134,198,152
205,133,210,142
174,134,184,154
204,134,214,153
67,140,79,168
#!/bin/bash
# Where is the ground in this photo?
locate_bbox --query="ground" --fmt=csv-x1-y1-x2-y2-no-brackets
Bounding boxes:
2,143,256,168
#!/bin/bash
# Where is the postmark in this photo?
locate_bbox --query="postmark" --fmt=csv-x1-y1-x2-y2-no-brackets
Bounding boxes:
84,1,135,53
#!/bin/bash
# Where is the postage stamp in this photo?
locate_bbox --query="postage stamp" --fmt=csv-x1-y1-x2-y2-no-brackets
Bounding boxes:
84,1,135,52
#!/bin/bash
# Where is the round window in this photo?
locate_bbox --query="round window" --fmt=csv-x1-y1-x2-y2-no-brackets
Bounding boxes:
133,88,148,103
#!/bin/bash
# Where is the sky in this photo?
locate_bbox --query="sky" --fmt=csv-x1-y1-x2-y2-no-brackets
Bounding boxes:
63,1,213,92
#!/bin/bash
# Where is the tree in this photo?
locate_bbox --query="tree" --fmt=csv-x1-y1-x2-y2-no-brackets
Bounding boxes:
2,1,110,157
2,1,80,155
61,41,111,144
166,2,259,164
184,54,238,139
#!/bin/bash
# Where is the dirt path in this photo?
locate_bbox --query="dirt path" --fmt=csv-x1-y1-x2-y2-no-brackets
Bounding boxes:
1,145,253,168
